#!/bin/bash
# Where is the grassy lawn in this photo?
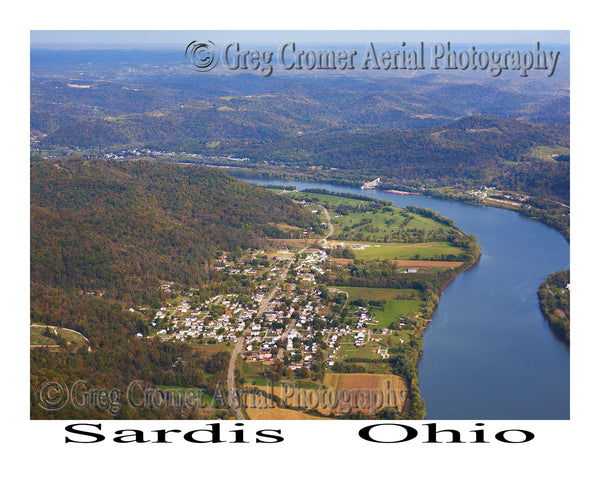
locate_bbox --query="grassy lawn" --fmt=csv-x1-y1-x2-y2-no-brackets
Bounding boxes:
244,376,273,386
337,343,381,360
242,360,268,377
372,299,424,328
334,286,424,329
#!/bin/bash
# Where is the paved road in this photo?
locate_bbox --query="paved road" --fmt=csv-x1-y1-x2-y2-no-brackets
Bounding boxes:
321,205,334,239
226,257,294,419
227,336,245,420
225,202,335,419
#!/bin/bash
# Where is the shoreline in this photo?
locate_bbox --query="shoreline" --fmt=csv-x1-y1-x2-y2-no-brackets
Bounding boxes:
230,169,569,242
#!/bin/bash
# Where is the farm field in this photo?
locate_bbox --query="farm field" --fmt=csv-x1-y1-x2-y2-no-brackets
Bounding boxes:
244,372,408,418
245,404,326,420
323,373,408,415
348,241,463,261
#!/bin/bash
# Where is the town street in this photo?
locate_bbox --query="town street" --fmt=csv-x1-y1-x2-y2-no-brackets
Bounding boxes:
225,203,334,419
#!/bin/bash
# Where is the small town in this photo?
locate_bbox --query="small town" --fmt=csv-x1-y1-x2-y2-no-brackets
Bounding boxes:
134,247,392,373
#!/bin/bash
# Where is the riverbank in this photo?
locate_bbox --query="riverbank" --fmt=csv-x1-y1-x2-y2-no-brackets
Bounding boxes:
422,187,570,242
241,176,570,419
290,190,482,419
230,169,569,242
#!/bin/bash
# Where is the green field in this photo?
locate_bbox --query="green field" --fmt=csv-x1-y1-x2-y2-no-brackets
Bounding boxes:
531,145,570,161
290,191,460,242
350,241,463,260
331,205,446,234
372,299,424,328
337,342,380,360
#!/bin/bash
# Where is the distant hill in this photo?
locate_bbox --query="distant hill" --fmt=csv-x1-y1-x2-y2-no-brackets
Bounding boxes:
30,49,570,203
221,115,570,203
243,114,569,168
31,49,569,149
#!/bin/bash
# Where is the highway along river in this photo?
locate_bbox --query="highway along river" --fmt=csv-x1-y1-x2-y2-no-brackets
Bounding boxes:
239,177,570,419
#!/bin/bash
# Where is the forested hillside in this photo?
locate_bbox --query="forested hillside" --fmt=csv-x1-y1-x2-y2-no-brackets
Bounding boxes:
30,158,317,418
31,158,315,304
219,115,570,203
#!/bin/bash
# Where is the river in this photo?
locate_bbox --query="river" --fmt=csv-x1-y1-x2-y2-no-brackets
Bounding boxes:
237,176,570,419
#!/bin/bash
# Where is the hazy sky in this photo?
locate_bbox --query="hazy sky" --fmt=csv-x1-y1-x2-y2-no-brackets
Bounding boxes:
31,30,569,48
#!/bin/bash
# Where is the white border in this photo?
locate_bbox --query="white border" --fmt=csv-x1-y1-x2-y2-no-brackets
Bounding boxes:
5,1,598,477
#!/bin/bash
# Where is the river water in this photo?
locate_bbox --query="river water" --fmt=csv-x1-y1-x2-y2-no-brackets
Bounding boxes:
237,176,570,419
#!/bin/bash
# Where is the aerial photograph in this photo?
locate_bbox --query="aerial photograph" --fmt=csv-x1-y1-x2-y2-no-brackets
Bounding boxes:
29,30,570,422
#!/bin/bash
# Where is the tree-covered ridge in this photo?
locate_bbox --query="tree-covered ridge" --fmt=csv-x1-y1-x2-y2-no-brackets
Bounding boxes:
537,269,570,344
246,114,569,169
31,158,317,305
213,115,569,203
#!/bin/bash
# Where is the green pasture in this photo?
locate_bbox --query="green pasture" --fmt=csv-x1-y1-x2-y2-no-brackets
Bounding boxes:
351,242,462,260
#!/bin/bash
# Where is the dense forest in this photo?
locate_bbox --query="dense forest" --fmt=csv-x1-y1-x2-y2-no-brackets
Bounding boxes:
30,158,317,418
31,158,316,303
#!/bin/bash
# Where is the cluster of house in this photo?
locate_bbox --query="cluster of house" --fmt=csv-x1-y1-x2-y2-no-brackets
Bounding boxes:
235,251,336,370
354,308,374,346
468,186,527,203
103,148,248,162
242,288,324,370
213,254,260,276
293,250,328,284
243,306,282,362
152,294,257,343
